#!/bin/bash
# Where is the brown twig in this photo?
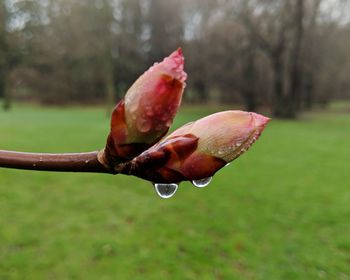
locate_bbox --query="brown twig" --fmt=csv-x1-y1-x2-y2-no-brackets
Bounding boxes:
0,150,114,174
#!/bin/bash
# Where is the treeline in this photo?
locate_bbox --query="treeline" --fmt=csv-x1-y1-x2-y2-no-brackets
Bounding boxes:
0,0,350,118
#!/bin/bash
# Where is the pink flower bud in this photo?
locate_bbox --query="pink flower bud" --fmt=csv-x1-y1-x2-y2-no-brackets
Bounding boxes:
105,48,187,161
125,111,270,183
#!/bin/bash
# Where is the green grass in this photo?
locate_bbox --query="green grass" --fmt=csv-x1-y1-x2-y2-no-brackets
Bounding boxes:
0,104,349,280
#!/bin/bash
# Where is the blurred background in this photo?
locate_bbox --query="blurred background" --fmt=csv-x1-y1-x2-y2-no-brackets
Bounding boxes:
1,0,350,279
1,0,350,116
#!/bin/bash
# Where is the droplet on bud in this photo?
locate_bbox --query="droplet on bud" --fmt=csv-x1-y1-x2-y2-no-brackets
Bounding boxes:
137,118,152,133
192,177,212,188
154,183,178,198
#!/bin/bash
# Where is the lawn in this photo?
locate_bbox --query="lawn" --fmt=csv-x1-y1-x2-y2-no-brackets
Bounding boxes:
0,103,349,280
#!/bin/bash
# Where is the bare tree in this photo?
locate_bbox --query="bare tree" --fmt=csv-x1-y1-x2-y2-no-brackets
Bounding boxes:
241,44,258,111
0,1,9,110
287,0,305,117
239,1,308,118
301,0,322,109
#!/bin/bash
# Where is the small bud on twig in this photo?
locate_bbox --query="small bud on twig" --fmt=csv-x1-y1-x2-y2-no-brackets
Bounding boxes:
115,111,270,183
102,48,187,167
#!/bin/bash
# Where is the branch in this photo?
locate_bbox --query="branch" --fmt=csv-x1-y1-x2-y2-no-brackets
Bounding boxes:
0,150,114,174
237,6,274,56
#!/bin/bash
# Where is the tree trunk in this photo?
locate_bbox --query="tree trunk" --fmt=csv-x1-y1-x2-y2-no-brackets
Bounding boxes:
301,0,321,110
0,66,5,100
272,53,288,118
195,80,209,103
0,2,10,111
287,0,304,118
303,73,314,109
2,75,11,111
105,61,116,116
242,47,257,112
0,63,10,111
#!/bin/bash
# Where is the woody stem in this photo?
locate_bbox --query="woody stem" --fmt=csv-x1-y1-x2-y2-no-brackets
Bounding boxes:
0,150,114,174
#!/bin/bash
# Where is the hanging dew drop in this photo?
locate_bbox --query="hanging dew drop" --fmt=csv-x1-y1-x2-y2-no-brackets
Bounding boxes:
154,183,178,198
192,177,212,188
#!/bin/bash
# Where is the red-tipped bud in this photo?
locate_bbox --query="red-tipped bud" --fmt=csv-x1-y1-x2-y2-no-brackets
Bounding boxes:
125,111,270,183
104,49,187,163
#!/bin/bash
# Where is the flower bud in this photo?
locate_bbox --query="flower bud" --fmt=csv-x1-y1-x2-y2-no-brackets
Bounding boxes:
125,111,270,183
104,48,187,163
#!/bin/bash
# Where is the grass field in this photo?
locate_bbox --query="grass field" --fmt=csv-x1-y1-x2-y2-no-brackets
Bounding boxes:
0,103,349,279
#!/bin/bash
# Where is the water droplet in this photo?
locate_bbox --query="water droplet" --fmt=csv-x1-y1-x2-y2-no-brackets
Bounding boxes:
165,119,172,127
129,102,139,113
154,183,178,198
145,106,154,117
137,118,152,133
192,177,212,188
